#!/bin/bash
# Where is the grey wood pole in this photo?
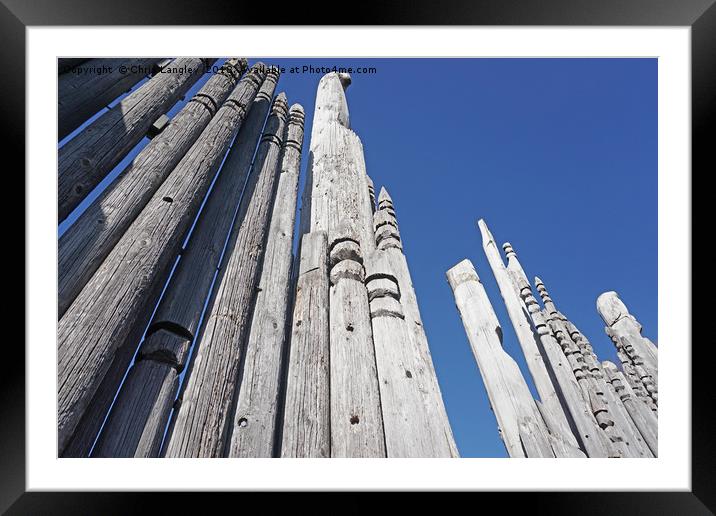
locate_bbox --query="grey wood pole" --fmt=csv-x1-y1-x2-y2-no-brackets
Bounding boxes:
280,231,331,458
57,63,266,455
163,93,289,458
58,58,215,221
602,361,658,456
328,226,386,457
517,279,616,457
373,188,459,457
366,250,445,457
597,291,658,395
227,104,305,457
58,58,161,140
551,307,653,458
300,72,375,258
476,220,580,456
91,330,192,457
58,58,249,318
446,260,555,458
148,66,280,338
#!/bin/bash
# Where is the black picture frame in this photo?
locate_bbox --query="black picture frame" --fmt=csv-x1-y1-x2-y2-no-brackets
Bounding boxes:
4,0,710,512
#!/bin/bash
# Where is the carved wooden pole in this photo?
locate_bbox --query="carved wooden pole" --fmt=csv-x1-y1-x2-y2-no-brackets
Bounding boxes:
446,260,555,458
477,220,579,455
518,278,616,457
373,188,458,457
603,361,658,456
88,64,277,458
328,225,386,457
366,250,441,457
58,58,249,318
300,72,374,257
58,57,214,221
597,292,658,384
57,63,266,455
163,93,288,457
280,231,331,457
58,58,161,140
227,104,306,457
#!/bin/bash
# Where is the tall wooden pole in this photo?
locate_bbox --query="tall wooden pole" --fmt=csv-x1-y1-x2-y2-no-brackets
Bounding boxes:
58,57,214,221
476,220,579,455
367,249,447,456
446,260,555,458
58,58,161,140
89,64,277,458
57,63,267,455
597,291,658,392
163,93,289,457
373,188,458,457
328,225,386,457
602,361,658,455
300,72,374,258
518,278,616,457
58,58,249,318
280,231,331,457
227,104,306,457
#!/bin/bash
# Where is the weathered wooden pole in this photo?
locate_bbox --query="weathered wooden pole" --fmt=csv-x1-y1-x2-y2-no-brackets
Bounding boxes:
163,93,289,457
446,260,555,458
477,220,579,455
367,250,446,457
57,63,266,455
534,276,645,456
58,58,249,318
373,188,458,457
518,278,616,457
597,291,658,388
550,307,653,458
58,58,161,140
602,361,658,456
300,72,374,257
328,225,386,457
89,65,277,458
280,231,331,458
58,57,214,221
227,103,306,458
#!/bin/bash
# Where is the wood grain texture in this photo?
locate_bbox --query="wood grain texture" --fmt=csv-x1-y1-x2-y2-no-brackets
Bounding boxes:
57,63,266,455
228,104,305,457
603,361,658,456
58,58,248,318
280,231,331,458
447,259,555,458
58,57,214,221
366,250,444,457
518,278,616,457
58,58,161,140
328,229,386,457
150,66,279,337
90,329,192,457
373,188,458,457
163,92,288,457
477,221,580,455
598,291,658,380
300,72,375,258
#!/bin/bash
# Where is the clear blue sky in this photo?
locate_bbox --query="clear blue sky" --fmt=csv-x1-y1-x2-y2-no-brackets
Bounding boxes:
60,58,657,458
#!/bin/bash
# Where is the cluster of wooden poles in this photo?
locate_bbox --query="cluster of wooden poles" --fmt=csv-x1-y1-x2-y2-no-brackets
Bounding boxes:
57,59,457,457
446,221,658,457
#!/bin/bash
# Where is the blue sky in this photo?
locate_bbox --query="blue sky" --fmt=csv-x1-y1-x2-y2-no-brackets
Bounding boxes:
60,58,657,458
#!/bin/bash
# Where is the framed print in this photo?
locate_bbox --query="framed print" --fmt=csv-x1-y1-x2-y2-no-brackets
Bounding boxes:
5,0,712,512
